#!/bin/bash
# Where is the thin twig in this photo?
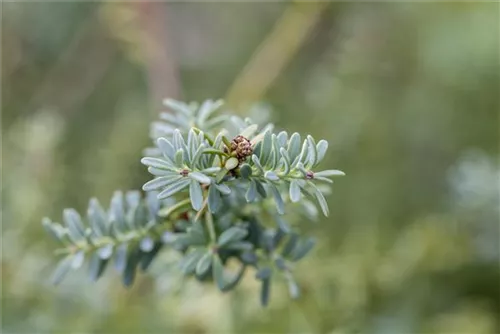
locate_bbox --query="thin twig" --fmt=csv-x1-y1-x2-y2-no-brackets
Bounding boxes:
194,197,208,222
205,209,217,243
225,2,328,109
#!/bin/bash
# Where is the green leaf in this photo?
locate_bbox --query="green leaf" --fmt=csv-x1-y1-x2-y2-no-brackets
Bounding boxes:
311,183,329,216
143,175,182,191
212,254,226,291
125,190,142,210
246,180,257,202
98,244,113,260
208,184,222,213
204,114,228,130
314,169,345,177
316,139,328,163
274,257,287,270
225,157,239,170
203,148,229,157
256,267,272,280
288,132,301,162
291,237,316,261
42,218,63,241
218,227,248,246
71,251,85,269
63,209,85,243
147,167,172,176
180,249,205,275
157,178,191,200
123,248,141,287
163,98,192,115
225,241,253,251
280,147,291,175
254,179,267,198
275,216,291,234
264,171,279,181
110,191,126,227
271,134,281,169
282,234,298,257
222,135,232,149
260,277,271,307
88,198,108,237
139,236,155,252
259,130,272,166
201,167,222,174
152,122,174,137
173,129,186,151
187,221,207,245
158,198,191,218
289,180,301,203
277,131,288,147
296,162,308,177
158,111,182,125
221,263,246,292
301,198,319,219
240,124,258,138
253,141,262,157
190,143,206,169
189,180,204,211
131,203,148,229
251,155,265,174
126,191,140,208
198,99,223,124
213,132,223,149
51,256,73,285
89,253,108,282
197,130,209,146
269,184,285,215
140,242,162,271
188,171,211,184
314,176,333,184
146,191,160,217
239,164,252,178
306,135,317,168
294,140,309,168
215,168,228,183
187,129,198,161
126,206,141,230
240,252,258,265
157,137,175,160
114,244,128,273
174,148,184,166
214,183,231,195
286,274,300,299
141,157,176,171
195,252,212,276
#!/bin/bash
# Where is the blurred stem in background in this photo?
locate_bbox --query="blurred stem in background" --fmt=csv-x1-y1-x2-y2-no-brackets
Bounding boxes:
100,1,181,111
225,1,328,111
135,1,181,109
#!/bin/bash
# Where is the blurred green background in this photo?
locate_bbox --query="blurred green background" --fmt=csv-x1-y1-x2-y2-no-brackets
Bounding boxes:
2,2,499,333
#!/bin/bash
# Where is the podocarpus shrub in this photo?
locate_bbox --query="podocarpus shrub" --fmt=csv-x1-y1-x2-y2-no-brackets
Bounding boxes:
42,99,345,306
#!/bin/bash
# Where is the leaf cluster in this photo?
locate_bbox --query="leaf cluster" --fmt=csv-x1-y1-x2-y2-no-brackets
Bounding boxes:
42,98,345,306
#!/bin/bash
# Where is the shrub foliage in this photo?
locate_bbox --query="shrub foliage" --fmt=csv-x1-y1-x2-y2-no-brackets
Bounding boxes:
42,99,345,306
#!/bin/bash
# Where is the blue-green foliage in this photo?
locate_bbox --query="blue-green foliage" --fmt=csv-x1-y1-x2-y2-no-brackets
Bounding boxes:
42,98,345,306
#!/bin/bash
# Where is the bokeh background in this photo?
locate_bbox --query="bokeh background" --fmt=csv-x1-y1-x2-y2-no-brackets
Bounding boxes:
2,2,499,333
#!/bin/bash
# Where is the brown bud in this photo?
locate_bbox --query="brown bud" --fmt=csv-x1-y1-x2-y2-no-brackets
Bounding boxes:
231,135,253,162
